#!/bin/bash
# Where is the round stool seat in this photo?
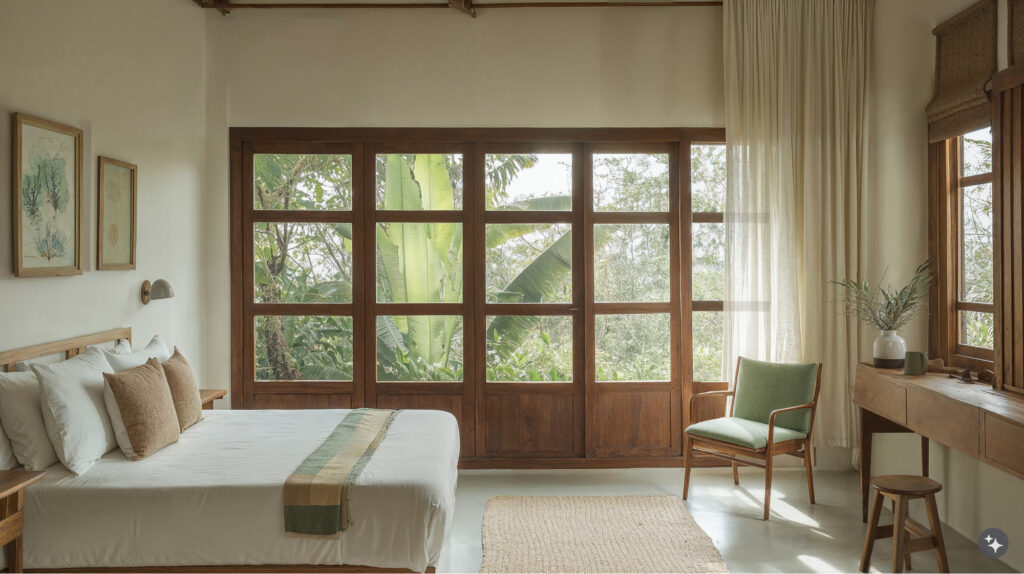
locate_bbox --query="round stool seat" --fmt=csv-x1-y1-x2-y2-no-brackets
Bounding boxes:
872,474,942,496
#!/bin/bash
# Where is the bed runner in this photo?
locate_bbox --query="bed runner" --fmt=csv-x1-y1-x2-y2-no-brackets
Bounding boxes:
284,408,399,535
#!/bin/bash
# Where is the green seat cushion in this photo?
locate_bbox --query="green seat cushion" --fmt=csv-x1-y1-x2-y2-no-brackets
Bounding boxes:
685,417,807,450
733,357,819,433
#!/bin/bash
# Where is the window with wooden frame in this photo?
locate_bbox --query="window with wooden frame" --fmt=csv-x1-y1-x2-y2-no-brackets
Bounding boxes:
929,127,995,371
231,128,725,463
688,143,729,423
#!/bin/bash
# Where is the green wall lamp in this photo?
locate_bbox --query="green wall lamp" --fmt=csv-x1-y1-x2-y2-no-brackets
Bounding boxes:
141,279,175,305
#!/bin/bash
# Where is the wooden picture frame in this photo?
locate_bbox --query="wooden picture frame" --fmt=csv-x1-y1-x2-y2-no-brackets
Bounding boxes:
12,113,83,277
97,156,137,270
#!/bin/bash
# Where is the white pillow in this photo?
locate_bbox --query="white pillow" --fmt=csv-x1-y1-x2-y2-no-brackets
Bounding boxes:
105,335,171,373
0,371,57,470
0,373,25,470
109,339,132,355
14,339,131,373
33,347,117,475
0,428,18,470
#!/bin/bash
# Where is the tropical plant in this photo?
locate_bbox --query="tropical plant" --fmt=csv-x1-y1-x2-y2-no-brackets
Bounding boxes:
251,150,707,383
832,260,933,331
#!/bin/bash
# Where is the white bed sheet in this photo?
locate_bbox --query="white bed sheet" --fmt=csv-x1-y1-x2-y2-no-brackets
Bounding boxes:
25,409,460,572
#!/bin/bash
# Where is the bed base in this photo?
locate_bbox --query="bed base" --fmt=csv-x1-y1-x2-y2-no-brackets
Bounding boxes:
27,566,433,573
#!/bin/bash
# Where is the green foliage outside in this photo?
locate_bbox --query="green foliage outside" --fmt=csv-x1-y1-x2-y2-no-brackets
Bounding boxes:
252,148,729,383
961,132,994,348
690,145,727,382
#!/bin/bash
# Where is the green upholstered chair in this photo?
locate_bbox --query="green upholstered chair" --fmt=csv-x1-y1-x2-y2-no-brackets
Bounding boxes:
683,356,822,520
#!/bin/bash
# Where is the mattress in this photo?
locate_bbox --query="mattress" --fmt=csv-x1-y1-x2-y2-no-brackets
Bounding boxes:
24,408,460,572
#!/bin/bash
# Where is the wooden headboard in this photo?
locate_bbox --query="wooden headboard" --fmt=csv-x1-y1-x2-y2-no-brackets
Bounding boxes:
0,328,132,372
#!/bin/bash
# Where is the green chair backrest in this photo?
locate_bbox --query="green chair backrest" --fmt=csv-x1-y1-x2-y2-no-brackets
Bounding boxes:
732,357,819,433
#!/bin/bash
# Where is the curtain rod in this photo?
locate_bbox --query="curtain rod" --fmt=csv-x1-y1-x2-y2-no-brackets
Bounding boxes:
206,1,722,9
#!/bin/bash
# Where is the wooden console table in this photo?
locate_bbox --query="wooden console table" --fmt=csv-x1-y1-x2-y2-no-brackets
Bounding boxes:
854,364,1024,522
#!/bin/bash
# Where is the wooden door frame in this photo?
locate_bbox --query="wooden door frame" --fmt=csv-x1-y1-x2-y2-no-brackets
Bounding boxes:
230,127,726,467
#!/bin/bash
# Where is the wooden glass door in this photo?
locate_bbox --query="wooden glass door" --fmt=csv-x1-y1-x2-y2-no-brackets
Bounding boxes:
232,128,724,466
475,143,585,457
586,144,682,458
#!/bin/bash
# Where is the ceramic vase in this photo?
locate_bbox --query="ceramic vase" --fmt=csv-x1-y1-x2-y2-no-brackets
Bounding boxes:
873,330,907,369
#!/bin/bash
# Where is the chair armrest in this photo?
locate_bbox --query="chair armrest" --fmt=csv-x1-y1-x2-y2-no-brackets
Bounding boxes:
688,390,735,421
766,402,816,445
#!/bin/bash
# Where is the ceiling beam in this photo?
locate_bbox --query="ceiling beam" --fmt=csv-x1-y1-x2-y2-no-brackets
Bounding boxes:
448,0,476,16
193,0,233,14
190,0,721,11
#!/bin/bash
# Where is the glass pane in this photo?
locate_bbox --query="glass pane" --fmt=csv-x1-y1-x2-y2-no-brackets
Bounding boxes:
960,311,994,349
253,154,352,211
254,222,352,303
692,222,724,301
376,153,463,209
594,153,670,212
962,127,992,178
486,224,571,303
595,314,671,381
486,315,573,382
485,154,572,211
691,144,726,212
693,311,725,382
960,183,993,304
376,222,463,303
254,315,353,380
594,224,670,302
377,316,463,381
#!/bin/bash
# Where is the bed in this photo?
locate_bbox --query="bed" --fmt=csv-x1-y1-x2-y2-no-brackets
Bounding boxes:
0,329,460,573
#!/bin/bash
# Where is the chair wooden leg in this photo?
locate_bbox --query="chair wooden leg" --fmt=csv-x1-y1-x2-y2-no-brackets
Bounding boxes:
921,437,930,477
763,449,774,520
859,489,885,572
804,440,815,504
732,462,739,485
683,436,692,500
891,495,909,573
924,493,950,573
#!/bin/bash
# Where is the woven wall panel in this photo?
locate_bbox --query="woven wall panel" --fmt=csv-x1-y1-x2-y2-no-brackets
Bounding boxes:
926,0,997,142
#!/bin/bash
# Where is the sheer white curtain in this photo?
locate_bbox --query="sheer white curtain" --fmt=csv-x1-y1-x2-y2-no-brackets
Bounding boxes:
723,0,873,448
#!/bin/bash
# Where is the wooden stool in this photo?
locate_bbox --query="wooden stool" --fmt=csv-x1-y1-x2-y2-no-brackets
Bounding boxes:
859,475,949,573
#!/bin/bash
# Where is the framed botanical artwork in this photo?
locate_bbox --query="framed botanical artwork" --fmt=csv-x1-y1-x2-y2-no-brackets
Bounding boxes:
12,113,83,277
97,156,137,270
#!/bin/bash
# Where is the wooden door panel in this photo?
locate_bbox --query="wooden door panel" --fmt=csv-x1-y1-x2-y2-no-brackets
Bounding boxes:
484,393,575,456
376,392,472,455
593,390,675,457
689,381,729,426
251,393,353,409
326,394,352,409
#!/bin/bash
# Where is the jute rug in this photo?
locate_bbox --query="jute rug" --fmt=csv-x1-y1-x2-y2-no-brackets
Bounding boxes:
479,495,729,573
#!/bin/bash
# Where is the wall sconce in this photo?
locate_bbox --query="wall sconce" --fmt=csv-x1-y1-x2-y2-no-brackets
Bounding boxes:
141,279,175,305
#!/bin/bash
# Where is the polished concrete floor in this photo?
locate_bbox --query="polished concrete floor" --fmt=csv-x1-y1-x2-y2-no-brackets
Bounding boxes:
438,468,1014,573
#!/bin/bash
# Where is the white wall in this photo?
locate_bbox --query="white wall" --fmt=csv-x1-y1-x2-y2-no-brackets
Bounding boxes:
0,1,207,380
201,6,726,396
869,1,1023,570
3,2,1017,568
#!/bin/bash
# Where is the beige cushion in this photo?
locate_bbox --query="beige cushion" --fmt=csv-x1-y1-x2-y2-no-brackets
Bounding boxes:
103,358,180,460
162,348,203,431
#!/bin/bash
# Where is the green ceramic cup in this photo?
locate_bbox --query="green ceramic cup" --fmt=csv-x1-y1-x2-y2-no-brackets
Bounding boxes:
904,351,929,376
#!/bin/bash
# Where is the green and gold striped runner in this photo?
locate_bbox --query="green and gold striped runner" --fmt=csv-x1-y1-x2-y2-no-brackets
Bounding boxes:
284,408,399,535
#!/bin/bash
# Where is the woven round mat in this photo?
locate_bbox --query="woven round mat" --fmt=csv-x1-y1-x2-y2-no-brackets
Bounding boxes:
480,495,729,573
